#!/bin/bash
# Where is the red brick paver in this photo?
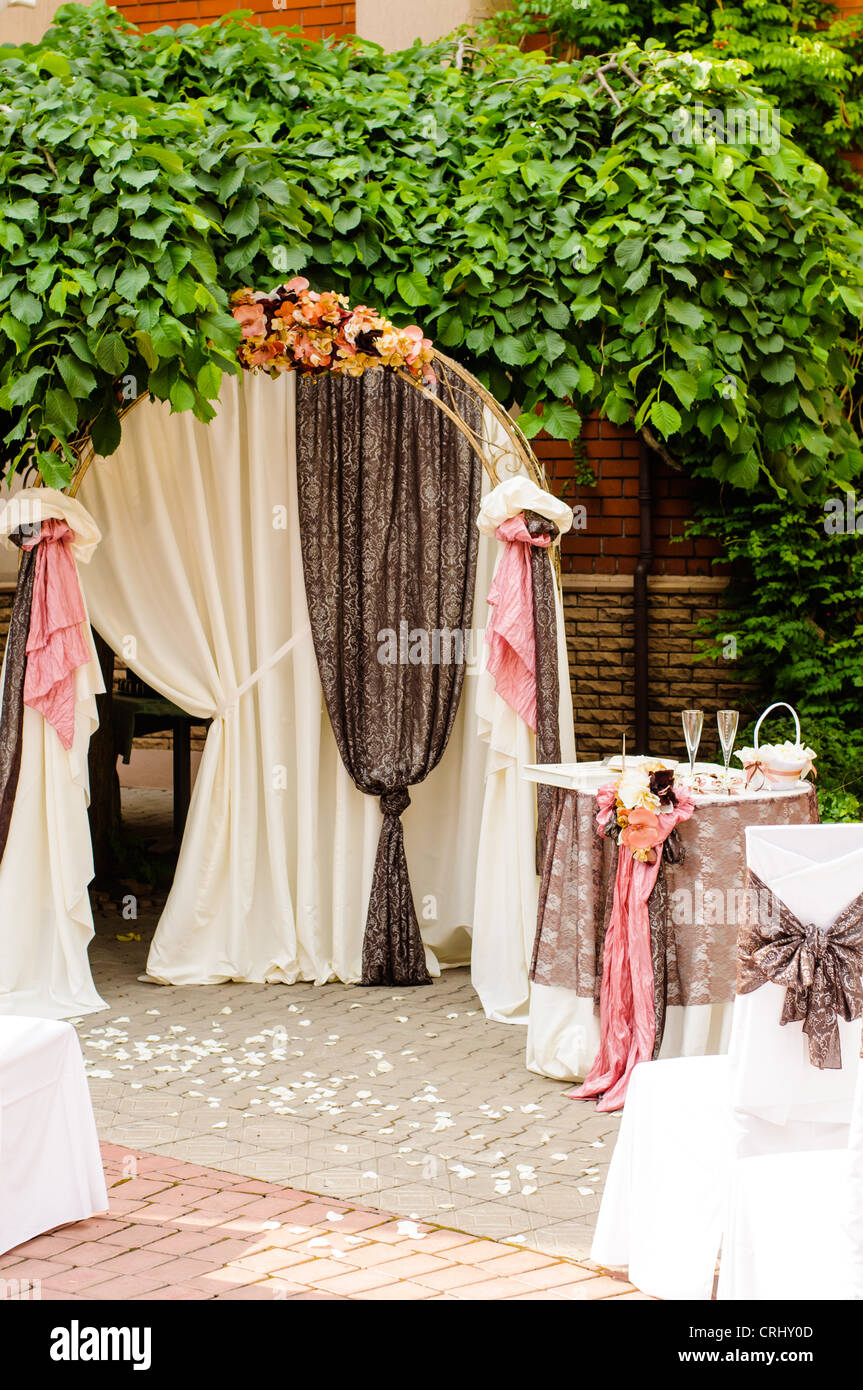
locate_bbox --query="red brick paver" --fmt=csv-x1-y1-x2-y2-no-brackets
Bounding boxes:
0,1144,643,1301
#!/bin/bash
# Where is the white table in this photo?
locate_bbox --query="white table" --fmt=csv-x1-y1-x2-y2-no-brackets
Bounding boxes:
0,1016,107,1255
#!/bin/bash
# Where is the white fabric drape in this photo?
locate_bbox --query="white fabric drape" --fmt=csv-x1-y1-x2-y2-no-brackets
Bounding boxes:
0,490,105,1019
75,376,571,996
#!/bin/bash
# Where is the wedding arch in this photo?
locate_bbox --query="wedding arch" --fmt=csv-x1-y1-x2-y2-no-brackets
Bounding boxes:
0,282,574,1025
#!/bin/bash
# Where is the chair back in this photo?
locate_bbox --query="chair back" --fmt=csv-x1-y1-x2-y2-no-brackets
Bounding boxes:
727,824,863,1144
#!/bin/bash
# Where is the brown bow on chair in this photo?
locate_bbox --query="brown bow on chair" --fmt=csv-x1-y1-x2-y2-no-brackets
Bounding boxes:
738,870,863,1069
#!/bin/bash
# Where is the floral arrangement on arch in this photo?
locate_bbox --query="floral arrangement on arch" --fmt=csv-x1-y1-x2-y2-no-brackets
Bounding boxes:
230,277,436,383
599,762,687,864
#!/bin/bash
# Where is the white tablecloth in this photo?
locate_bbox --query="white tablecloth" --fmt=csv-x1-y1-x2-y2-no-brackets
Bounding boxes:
0,1016,107,1255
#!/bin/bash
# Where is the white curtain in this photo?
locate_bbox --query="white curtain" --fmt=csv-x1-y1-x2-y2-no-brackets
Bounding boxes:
0,491,106,1018
75,372,573,1003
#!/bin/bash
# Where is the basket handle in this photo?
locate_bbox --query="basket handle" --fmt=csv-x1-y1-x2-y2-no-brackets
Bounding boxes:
753,702,801,752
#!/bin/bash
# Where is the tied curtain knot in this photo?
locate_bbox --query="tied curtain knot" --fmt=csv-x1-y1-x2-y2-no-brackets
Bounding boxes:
484,506,562,875
21,518,90,751
739,869,863,1069
380,787,410,818
485,511,554,734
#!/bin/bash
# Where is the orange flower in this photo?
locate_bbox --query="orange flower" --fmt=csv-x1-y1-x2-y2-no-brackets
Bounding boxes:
245,338,285,367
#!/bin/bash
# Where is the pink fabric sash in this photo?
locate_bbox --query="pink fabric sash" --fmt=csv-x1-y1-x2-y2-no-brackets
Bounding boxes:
569,785,695,1111
485,514,551,731
22,518,90,750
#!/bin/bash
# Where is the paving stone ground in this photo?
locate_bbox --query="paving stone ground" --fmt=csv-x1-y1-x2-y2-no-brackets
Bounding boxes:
73,787,622,1273
0,1144,648,1301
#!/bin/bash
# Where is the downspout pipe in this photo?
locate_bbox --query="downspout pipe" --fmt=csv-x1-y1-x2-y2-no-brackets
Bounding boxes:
634,439,653,754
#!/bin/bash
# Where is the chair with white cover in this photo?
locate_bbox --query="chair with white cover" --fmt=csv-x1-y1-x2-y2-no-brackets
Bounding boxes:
591,822,863,1300
716,1057,863,1300
0,1016,108,1255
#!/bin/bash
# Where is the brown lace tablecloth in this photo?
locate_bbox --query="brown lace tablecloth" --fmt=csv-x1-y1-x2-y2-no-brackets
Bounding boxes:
530,783,819,1007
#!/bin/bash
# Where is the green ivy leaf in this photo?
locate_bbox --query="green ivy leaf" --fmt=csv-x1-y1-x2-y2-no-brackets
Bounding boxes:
224,200,260,238
196,362,222,399
44,386,78,438
57,353,98,399
605,391,633,425
666,298,705,330
36,448,73,489
396,269,431,307
724,451,760,488
650,399,683,436
496,334,534,366
515,410,545,439
761,353,796,384
0,365,49,409
0,311,29,352
115,265,150,302
654,238,691,265
545,360,582,395
614,237,645,270
10,288,42,325
90,406,122,458
169,378,196,413
541,400,583,440
661,369,698,410
94,332,130,375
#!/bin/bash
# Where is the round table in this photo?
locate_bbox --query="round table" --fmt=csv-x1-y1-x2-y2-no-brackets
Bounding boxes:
526,780,819,1081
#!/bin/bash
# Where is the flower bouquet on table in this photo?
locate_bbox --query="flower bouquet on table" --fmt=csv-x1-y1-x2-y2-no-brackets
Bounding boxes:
597,761,691,865
735,702,817,791
230,277,436,383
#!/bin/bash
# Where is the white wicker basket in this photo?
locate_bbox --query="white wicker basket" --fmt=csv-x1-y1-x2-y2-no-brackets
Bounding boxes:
737,702,816,788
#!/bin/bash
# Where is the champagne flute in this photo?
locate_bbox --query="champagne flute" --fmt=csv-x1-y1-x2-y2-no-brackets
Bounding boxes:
682,709,704,781
717,709,739,789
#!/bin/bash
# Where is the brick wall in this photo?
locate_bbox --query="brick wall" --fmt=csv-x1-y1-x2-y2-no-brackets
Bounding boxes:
114,0,356,37
534,416,724,577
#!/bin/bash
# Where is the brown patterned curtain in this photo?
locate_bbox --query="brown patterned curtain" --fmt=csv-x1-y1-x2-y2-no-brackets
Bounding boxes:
0,534,38,864
295,369,483,986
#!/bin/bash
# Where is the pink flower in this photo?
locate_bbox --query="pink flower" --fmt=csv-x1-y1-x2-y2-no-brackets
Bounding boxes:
284,276,310,294
289,329,315,362
233,302,268,339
